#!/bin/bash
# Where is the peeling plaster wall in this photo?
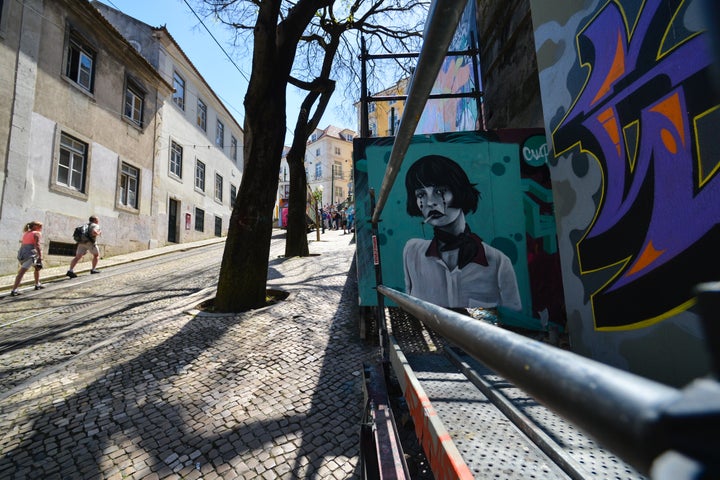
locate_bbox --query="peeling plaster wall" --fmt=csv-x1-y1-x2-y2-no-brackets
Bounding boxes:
0,0,165,273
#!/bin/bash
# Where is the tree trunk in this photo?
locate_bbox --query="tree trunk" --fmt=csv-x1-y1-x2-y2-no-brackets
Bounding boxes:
215,115,286,311
283,80,335,257
284,139,310,257
212,0,332,311
214,15,288,311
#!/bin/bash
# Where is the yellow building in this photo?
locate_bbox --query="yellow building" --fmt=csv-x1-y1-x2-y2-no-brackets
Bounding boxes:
304,126,356,207
358,77,409,137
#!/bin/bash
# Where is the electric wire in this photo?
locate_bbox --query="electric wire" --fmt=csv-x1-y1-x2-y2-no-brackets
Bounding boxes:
8,0,244,154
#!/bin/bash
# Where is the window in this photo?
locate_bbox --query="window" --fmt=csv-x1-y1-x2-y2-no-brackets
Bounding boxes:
231,136,237,161
214,216,222,237
333,162,343,179
315,163,322,179
124,79,144,127
170,141,183,178
230,184,237,205
315,148,320,156
335,186,344,200
66,33,95,92
215,173,223,202
119,162,139,209
57,133,87,192
172,71,185,110
216,120,224,148
194,207,205,232
368,103,376,113
195,160,205,191
197,99,207,130
334,147,341,155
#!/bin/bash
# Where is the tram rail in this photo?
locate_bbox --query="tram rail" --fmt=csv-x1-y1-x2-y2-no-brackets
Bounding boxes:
0,238,286,400
0,243,225,345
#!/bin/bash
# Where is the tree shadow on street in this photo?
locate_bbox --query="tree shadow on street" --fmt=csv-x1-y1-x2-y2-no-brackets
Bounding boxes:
0,250,375,479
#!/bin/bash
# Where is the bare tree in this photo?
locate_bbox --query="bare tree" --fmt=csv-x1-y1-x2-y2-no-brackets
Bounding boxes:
198,0,425,311
283,1,426,257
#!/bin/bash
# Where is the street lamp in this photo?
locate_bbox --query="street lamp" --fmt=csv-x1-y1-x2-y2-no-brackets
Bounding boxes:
316,185,324,239
330,164,335,206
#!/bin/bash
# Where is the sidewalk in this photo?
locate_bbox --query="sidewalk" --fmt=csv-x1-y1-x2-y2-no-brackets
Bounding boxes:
0,229,376,479
0,235,227,293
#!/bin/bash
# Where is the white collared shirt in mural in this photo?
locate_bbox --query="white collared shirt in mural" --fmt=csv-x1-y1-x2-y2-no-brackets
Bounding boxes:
403,237,521,311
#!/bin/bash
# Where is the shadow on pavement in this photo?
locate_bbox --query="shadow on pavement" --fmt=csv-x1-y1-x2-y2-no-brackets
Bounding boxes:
0,251,374,479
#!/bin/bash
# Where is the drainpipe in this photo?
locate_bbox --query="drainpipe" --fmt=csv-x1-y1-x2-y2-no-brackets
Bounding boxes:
149,89,161,249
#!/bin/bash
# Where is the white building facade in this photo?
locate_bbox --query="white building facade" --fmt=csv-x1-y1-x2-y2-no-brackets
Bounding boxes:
0,0,244,275
93,2,244,247
304,126,356,208
0,0,172,274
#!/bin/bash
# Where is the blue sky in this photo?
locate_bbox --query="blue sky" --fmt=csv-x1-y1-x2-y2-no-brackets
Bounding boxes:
102,0,356,144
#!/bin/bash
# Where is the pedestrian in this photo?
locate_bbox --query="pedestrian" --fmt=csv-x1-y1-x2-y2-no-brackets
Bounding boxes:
66,216,102,278
10,220,45,296
346,205,355,233
403,155,521,311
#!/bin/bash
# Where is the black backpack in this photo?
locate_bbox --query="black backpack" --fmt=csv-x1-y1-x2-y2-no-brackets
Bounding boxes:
73,224,89,243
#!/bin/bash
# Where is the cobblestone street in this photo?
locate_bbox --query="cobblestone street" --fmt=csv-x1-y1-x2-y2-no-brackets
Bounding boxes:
0,231,376,479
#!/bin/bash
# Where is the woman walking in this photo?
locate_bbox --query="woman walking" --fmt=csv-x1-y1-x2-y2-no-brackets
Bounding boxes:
10,220,45,296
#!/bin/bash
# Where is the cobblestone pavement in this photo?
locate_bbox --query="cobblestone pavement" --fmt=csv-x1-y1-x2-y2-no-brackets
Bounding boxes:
0,230,377,479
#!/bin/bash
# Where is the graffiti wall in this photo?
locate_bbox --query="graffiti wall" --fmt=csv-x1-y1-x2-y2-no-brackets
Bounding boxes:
530,0,719,385
415,0,482,134
354,130,566,331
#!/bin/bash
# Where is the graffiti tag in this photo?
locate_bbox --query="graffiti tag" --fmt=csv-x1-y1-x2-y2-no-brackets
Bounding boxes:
553,0,720,328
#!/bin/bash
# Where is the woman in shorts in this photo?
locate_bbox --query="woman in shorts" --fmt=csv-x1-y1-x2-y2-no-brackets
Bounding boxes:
10,220,44,296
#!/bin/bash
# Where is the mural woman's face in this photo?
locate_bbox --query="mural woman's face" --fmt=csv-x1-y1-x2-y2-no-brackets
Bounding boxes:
415,185,462,229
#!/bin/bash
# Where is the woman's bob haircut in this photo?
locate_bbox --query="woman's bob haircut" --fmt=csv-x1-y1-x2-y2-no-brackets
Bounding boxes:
405,155,480,217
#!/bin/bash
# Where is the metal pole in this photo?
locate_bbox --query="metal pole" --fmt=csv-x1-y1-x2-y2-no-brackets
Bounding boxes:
371,0,469,223
360,37,370,138
470,31,485,131
369,189,388,360
377,285,685,474
315,197,321,241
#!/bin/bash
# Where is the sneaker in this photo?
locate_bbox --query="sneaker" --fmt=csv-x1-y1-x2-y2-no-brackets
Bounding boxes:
90,269,101,274
34,284,45,290
10,290,20,296
66,270,77,278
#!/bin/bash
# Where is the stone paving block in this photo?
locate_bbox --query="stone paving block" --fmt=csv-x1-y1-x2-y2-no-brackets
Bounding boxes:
0,231,370,479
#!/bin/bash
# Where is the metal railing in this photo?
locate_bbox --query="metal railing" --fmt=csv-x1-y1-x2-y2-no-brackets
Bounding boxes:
361,0,720,478
379,284,720,477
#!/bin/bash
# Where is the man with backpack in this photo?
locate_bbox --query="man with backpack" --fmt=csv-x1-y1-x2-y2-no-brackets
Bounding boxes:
66,216,102,278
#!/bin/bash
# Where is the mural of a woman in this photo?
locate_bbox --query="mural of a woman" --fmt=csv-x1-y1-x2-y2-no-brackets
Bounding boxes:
403,155,522,311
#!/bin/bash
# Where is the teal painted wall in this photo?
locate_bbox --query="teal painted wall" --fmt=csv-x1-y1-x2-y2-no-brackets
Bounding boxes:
354,130,563,329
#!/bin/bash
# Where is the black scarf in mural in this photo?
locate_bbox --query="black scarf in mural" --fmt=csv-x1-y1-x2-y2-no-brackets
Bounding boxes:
425,225,489,269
